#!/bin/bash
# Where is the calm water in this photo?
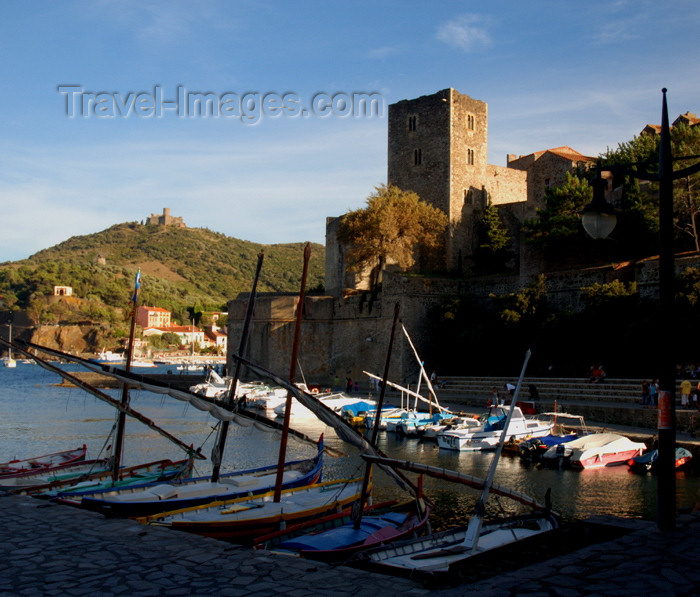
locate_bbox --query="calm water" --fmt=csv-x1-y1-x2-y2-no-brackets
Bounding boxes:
2,363,699,527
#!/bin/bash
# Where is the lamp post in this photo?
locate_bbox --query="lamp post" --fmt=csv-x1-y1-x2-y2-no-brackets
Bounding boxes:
582,89,700,531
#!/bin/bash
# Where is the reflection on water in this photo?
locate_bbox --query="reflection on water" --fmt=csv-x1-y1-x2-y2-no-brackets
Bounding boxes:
2,364,699,528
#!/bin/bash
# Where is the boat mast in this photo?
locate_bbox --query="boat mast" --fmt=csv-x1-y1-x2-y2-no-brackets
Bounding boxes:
112,269,141,481
274,243,311,502
462,348,531,550
354,300,400,529
402,324,439,414
211,251,264,483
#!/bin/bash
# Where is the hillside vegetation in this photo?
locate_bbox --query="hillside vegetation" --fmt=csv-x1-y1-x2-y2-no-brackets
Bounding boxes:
0,223,325,324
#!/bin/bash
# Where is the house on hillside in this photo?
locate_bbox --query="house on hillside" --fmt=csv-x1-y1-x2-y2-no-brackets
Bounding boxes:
202,325,227,354
135,306,172,329
53,286,73,296
142,325,204,347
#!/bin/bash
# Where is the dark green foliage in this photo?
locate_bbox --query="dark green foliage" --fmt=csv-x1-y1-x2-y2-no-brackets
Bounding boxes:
0,223,325,321
474,201,514,274
601,123,700,253
522,172,595,266
426,271,698,378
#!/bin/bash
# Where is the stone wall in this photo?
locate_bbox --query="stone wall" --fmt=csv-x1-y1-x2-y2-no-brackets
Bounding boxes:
228,250,700,387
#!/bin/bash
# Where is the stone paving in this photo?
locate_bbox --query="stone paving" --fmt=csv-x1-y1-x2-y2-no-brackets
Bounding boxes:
2,494,700,596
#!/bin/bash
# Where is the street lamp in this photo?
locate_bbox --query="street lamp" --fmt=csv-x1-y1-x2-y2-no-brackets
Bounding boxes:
582,89,700,531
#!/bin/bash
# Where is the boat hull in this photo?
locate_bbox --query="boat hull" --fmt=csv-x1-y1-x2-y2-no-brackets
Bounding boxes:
359,512,558,573
146,478,365,544
542,433,646,469
73,446,323,518
257,500,430,563
0,445,88,476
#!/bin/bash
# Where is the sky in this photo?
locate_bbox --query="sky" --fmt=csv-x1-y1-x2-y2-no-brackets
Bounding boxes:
1,0,698,262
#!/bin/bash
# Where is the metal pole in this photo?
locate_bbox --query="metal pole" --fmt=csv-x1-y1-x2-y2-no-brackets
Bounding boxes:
656,88,676,531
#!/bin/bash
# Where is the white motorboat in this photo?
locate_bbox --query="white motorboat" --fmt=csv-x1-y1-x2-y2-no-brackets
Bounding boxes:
421,415,481,440
437,406,553,451
273,393,376,419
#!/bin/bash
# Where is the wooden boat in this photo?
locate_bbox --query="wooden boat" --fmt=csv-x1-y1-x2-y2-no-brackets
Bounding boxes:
59,438,324,518
627,446,693,474
0,458,110,490
18,458,193,497
351,350,559,576
356,511,558,573
541,432,645,469
256,499,430,562
142,477,366,544
0,445,88,476
254,318,431,563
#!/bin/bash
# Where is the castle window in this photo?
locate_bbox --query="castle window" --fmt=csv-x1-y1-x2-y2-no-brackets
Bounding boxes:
467,148,475,166
545,178,551,189
413,148,422,166
408,115,417,131
467,114,475,130
464,189,473,205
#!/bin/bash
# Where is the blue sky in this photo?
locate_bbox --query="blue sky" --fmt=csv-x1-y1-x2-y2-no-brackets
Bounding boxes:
1,0,698,261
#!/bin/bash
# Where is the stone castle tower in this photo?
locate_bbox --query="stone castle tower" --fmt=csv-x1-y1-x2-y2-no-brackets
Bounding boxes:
325,88,596,294
388,88,529,273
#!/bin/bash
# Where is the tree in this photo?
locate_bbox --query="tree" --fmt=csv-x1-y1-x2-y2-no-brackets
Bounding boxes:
474,200,514,273
523,172,593,248
602,123,700,253
337,184,448,289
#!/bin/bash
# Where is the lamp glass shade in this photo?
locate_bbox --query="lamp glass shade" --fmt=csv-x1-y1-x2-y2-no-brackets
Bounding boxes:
581,211,617,240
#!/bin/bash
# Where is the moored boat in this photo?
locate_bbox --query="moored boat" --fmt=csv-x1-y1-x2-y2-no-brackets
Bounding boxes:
142,477,367,544
0,458,111,490
541,433,645,469
351,350,559,577
257,499,430,562
627,446,693,474
437,406,553,452
356,511,558,573
14,458,192,496
60,437,325,518
0,445,88,476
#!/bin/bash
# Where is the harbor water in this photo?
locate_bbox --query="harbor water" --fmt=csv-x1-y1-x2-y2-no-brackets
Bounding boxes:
2,362,700,529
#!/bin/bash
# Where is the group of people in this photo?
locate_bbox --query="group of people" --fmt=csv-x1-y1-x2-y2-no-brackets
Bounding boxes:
642,378,700,410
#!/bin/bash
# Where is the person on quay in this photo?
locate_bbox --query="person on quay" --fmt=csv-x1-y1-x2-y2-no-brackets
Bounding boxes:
680,378,692,408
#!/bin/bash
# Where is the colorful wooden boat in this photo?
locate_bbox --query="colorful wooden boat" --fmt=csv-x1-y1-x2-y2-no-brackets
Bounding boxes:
142,477,366,544
60,438,324,518
0,457,109,490
16,458,193,497
0,445,87,476
356,511,558,573
256,499,430,563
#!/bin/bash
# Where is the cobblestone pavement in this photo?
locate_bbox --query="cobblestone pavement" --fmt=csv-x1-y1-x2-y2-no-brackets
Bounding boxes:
1,495,700,596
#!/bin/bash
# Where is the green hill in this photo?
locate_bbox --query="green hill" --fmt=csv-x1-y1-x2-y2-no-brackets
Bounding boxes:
0,222,326,323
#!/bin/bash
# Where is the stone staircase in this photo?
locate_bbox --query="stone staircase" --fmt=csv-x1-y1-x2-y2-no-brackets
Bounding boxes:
436,376,642,405
414,376,700,436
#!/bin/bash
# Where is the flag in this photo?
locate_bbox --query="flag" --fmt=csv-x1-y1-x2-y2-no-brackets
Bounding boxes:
131,269,141,305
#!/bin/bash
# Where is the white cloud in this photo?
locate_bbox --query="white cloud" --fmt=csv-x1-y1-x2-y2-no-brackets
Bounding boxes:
436,14,491,52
